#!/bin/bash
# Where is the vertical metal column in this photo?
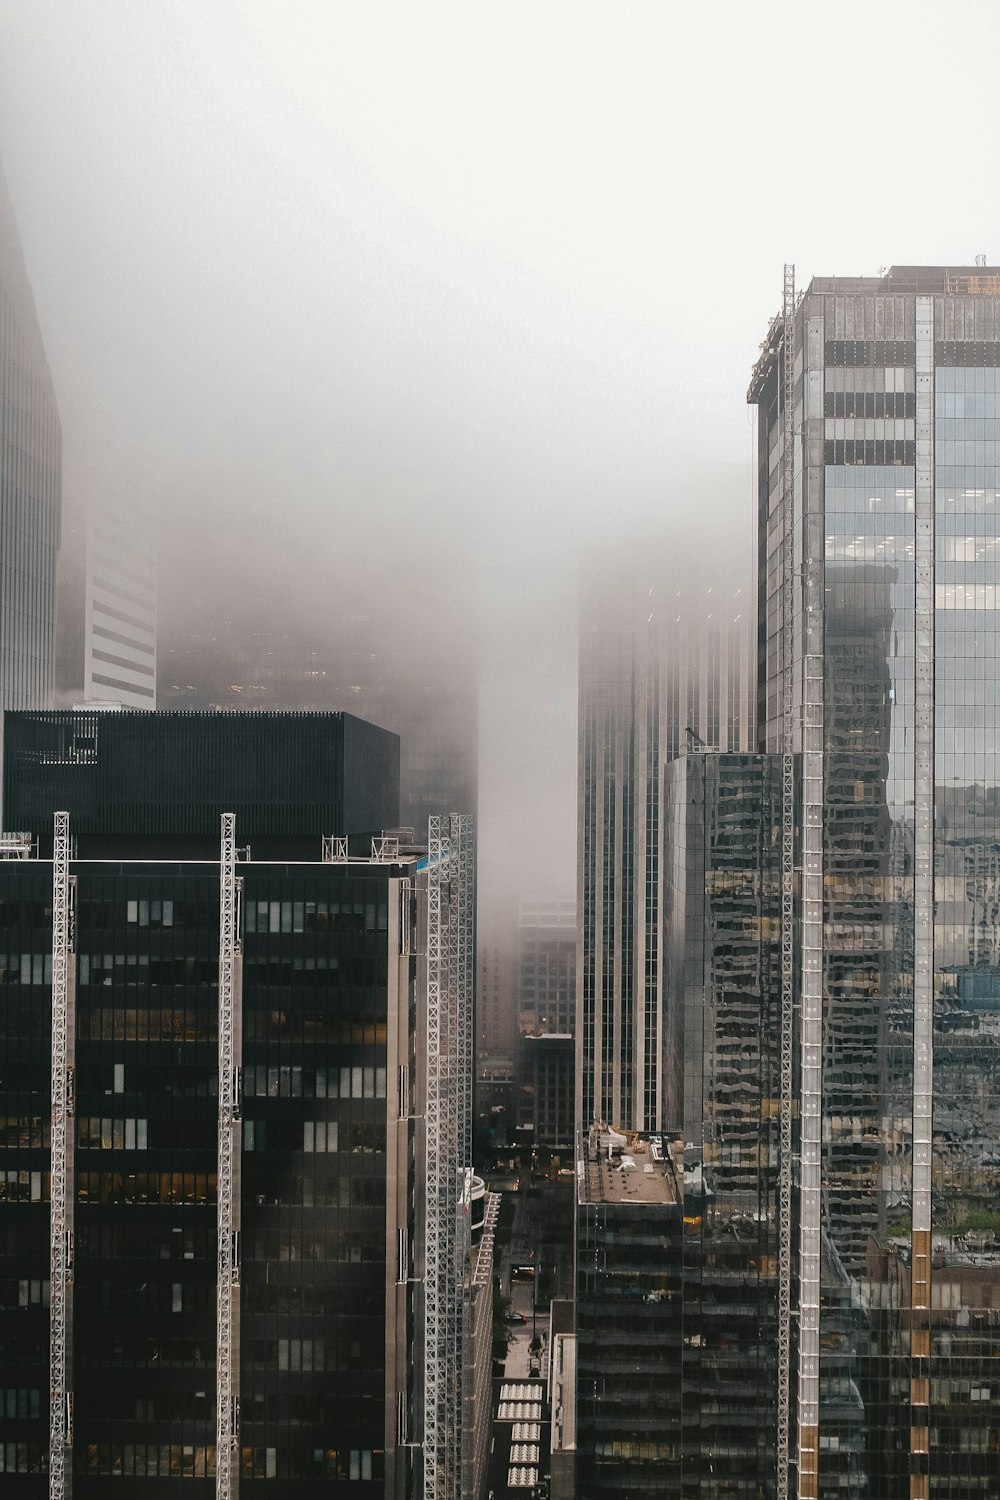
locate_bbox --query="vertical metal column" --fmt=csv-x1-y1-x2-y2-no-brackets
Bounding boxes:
909,294,935,1500
776,265,797,1500
423,816,451,1500
50,812,76,1500
797,297,826,1500
217,814,243,1499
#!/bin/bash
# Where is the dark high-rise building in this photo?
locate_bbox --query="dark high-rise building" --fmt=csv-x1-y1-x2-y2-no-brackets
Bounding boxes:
663,751,788,1497
574,1124,684,1498
515,900,575,1150
0,160,62,716
748,266,1000,1498
0,711,479,1498
577,544,752,1134
3,709,399,857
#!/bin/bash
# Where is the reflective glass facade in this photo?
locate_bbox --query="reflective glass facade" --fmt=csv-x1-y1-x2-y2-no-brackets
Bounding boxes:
663,752,786,1497
750,270,1000,1498
577,547,752,1134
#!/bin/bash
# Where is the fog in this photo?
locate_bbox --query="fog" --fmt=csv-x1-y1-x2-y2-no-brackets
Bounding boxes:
3,0,1000,926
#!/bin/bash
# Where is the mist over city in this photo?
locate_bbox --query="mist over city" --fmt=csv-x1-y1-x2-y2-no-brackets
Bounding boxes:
4,4,1000,1497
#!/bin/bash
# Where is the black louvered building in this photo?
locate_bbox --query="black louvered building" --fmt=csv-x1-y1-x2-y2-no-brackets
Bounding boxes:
2,710,399,857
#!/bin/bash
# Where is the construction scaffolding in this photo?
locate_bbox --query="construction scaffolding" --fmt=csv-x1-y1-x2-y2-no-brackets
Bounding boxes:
49,812,76,1500
422,814,475,1500
216,815,244,1500
776,265,797,1500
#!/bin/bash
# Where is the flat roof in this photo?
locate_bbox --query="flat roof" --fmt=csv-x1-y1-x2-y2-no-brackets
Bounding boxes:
579,1127,680,1206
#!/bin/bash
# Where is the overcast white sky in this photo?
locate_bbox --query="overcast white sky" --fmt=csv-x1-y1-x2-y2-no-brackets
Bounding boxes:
2,0,1000,921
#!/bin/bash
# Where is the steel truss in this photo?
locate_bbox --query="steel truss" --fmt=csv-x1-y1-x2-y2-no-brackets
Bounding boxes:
217,815,243,1500
423,814,475,1500
776,265,797,1500
50,812,76,1499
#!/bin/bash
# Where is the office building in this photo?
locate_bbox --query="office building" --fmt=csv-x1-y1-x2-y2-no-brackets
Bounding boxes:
517,899,575,1039
0,160,62,716
663,751,789,1496
748,265,1000,1498
0,710,479,1498
515,900,575,1151
3,709,399,858
56,486,157,708
475,933,516,1151
574,1124,684,1498
577,546,752,1134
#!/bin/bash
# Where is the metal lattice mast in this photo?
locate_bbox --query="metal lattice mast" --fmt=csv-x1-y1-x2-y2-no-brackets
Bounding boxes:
776,264,797,1500
217,815,243,1500
50,812,76,1500
423,815,450,1500
797,285,826,1500
444,819,463,1493
452,815,474,1495
452,816,475,1177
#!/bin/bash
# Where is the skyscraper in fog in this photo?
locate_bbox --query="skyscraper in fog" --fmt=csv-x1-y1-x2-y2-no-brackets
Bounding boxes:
576,544,752,1133
56,487,157,707
0,161,61,715
748,266,1000,1499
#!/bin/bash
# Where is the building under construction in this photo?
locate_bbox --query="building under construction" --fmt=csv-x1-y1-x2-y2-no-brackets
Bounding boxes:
0,710,482,1499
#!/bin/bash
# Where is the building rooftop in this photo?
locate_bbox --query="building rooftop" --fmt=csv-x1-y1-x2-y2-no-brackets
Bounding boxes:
579,1125,681,1207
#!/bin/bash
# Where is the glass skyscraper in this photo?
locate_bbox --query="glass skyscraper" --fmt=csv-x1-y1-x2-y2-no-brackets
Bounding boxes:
0,160,62,715
577,543,753,1134
749,266,1000,1499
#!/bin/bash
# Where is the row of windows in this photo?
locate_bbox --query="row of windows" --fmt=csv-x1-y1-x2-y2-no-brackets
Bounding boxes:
82,1445,215,1478
81,1008,216,1043
76,1172,217,1206
81,954,217,986
0,1280,48,1310
242,1447,380,1482
0,1444,45,1475
0,1116,48,1149
245,1064,387,1100
78,1118,148,1150
0,1388,41,1420
0,954,51,985
0,1170,45,1202
245,899,387,934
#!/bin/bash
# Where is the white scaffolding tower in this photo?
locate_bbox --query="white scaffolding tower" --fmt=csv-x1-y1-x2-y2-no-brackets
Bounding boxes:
49,812,76,1500
217,815,244,1500
776,263,797,1500
422,814,475,1500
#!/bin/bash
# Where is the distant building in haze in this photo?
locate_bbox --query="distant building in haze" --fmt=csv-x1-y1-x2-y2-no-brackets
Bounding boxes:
158,611,477,832
516,899,575,1150
56,486,157,707
576,544,753,1134
0,159,61,717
